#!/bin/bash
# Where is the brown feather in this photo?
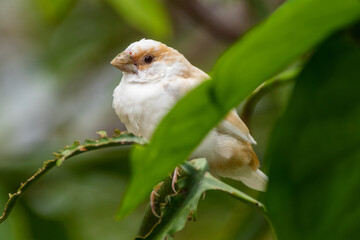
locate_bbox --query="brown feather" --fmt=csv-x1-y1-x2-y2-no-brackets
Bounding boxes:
132,44,178,71
209,133,259,173
224,111,250,135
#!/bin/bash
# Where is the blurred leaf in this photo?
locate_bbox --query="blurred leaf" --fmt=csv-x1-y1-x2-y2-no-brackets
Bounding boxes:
136,159,264,240
35,0,77,24
265,32,360,239
107,0,172,39
117,0,360,219
23,203,70,240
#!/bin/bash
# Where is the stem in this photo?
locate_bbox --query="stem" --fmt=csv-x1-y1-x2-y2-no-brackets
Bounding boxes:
0,131,146,224
240,61,304,126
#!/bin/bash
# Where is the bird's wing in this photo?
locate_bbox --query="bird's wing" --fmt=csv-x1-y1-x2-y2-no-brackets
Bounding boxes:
181,67,256,145
218,110,257,145
183,68,266,190
176,66,209,96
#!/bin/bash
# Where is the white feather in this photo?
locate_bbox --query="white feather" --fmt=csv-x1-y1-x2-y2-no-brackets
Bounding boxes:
231,166,268,191
219,120,257,145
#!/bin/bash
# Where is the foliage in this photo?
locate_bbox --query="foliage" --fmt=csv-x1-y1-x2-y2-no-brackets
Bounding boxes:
117,0,360,219
0,135,264,239
1,0,360,239
36,0,77,24
35,0,172,38
240,60,304,125
136,159,265,240
107,0,172,38
265,32,360,239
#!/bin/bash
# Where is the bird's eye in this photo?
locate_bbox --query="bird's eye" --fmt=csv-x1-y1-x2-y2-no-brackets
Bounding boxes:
144,55,154,64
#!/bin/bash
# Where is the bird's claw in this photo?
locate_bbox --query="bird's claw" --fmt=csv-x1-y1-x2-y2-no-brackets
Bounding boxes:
150,182,163,218
149,167,181,218
171,167,181,193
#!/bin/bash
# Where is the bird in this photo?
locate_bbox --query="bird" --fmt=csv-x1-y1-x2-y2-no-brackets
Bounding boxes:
111,39,268,194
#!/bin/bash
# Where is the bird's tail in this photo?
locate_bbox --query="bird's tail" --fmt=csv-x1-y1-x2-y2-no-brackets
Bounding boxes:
232,166,268,191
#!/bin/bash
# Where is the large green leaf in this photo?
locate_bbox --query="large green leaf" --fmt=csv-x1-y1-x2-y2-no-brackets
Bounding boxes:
265,32,360,239
117,0,360,218
107,0,172,39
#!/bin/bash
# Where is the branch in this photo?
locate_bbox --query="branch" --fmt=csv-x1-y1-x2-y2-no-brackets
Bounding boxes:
240,61,304,126
0,130,146,224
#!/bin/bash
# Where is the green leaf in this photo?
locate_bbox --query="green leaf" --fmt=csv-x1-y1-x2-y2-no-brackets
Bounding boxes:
136,159,264,240
35,0,77,24
107,0,172,39
117,0,360,218
265,32,360,239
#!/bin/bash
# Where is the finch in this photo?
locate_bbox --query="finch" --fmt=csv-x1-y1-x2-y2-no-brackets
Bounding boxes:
111,39,268,191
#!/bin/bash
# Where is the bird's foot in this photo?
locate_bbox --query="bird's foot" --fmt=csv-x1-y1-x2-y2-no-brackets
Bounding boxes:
149,167,181,218
171,167,181,193
150,182,163,218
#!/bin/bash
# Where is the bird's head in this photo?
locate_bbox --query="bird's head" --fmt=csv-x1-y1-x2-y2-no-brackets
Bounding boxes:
111,39,195,82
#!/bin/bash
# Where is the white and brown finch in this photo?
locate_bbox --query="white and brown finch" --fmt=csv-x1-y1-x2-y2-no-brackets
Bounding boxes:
111,39,268,191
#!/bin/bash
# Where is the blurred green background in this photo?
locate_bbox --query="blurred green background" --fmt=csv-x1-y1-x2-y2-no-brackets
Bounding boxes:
0,0,334,239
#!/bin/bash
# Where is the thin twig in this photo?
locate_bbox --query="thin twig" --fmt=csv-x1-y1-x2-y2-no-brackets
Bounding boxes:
0,130,146,224
240,61,304,126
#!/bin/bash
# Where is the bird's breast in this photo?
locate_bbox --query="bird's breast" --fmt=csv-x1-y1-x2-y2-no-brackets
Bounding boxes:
113,80,178,139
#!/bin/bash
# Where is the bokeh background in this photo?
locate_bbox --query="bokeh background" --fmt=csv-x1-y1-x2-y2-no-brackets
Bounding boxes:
0,0,292,239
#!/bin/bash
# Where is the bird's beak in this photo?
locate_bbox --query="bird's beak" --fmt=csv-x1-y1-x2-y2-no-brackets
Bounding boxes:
111,52,137,73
